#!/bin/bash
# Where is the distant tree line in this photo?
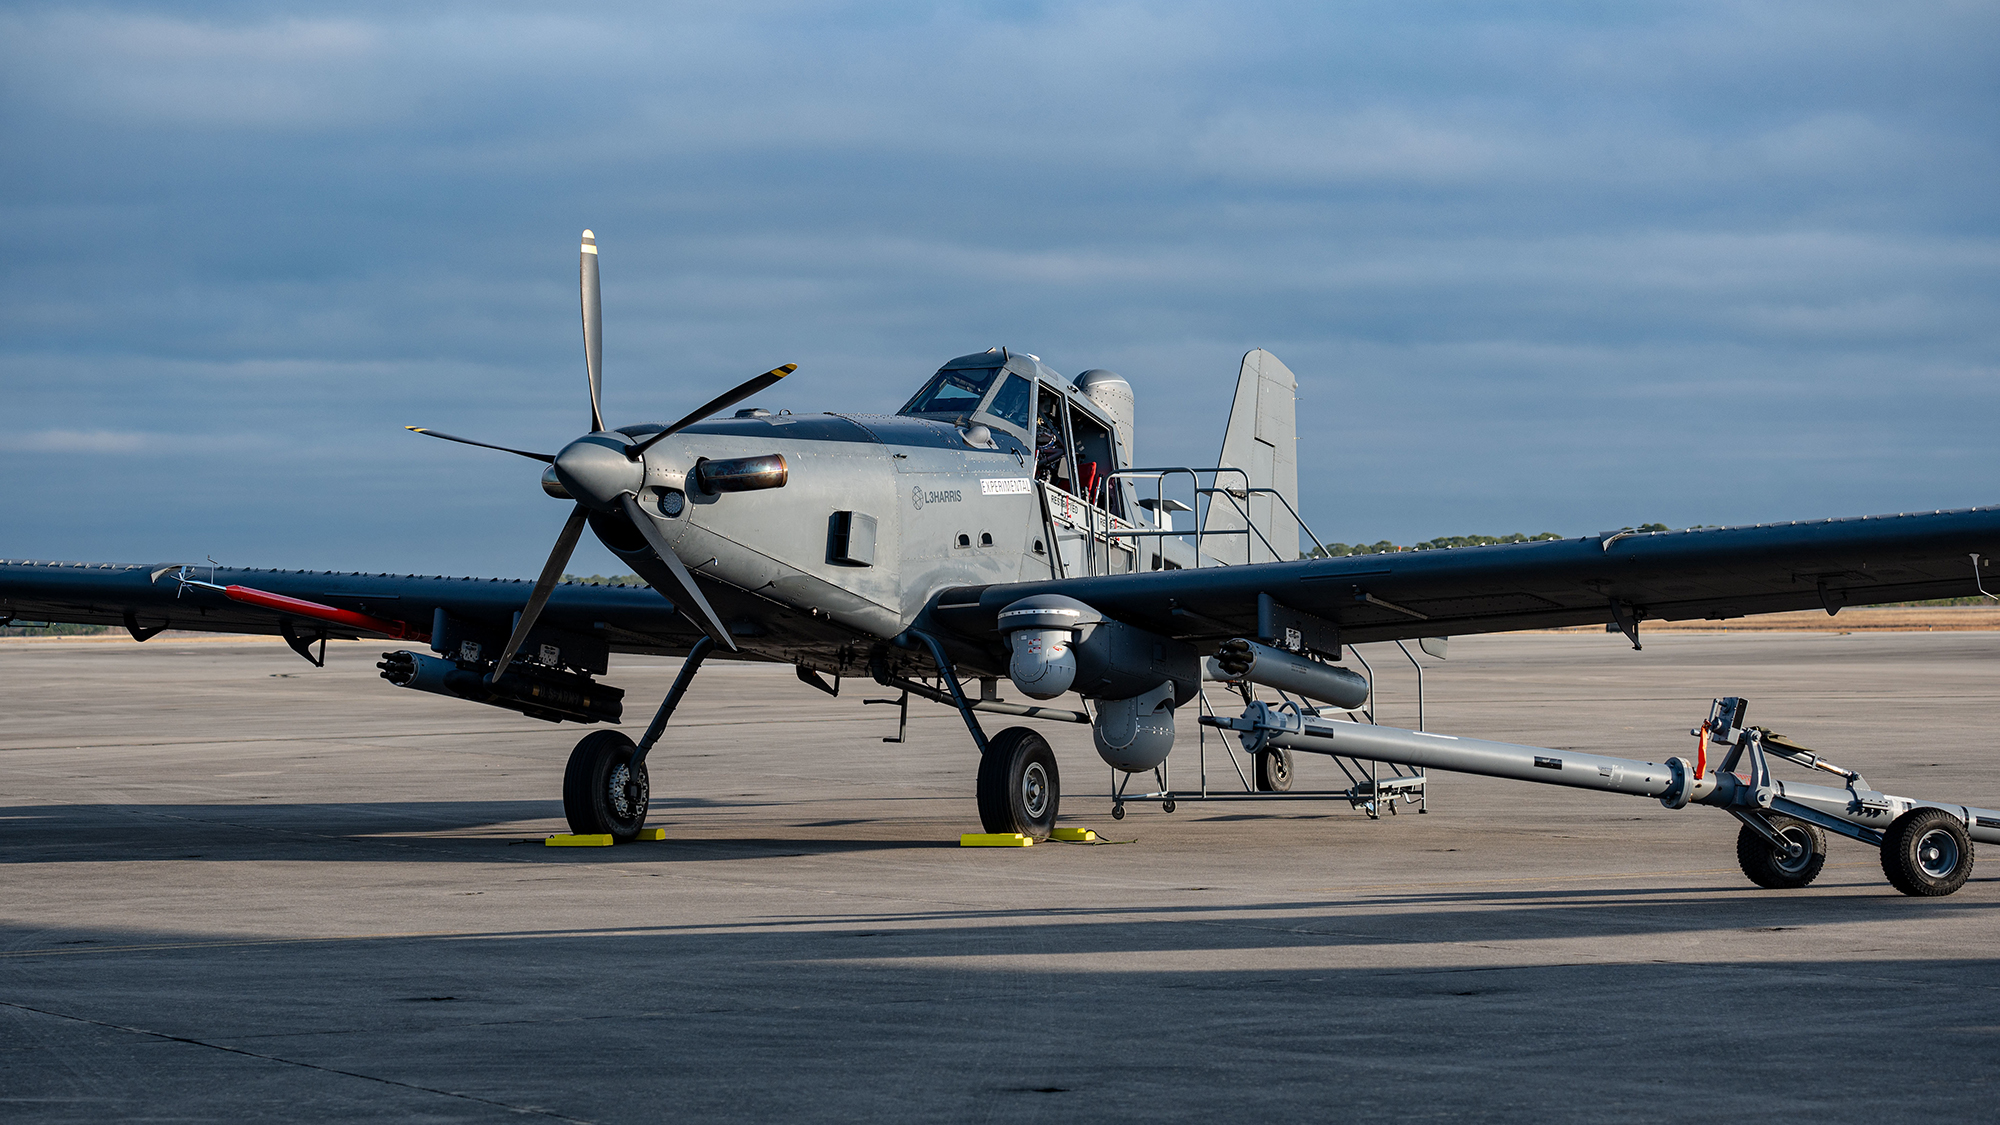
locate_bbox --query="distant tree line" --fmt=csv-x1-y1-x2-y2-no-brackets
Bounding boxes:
1306,530,1571,557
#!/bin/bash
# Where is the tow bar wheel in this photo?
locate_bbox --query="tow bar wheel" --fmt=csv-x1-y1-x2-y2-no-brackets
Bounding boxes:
977,726,1060,839
1881,807,1975,897
1735,815,1827,889
563,729,650,841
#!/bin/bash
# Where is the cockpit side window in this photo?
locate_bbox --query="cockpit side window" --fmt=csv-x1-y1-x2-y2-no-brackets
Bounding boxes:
1066,408,1124,518
900,367,999,417
986,374,1034,430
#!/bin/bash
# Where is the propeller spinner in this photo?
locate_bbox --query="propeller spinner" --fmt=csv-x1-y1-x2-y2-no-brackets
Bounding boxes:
407,230,798,671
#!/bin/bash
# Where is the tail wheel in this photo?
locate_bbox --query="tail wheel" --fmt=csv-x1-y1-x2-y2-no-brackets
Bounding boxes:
1735,815,1827,889
1255,747,1294,792
1880,807,1975,897
976,726,1060,839
563,729,648,841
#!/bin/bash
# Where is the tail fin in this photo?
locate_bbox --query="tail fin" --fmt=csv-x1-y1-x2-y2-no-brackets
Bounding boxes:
1202,349,1300,564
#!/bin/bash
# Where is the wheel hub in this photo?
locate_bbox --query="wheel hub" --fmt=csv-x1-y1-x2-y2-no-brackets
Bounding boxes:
1917,827,1960,878
608,762,646,820
1021,762,1048,819
1774,828,1812,873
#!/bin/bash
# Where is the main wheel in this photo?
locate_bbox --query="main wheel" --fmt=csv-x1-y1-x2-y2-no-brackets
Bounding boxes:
1735,815,1827,889
563,729,649,841
1880,807,1975,897
1255,747,1294,792
976,727,1060,838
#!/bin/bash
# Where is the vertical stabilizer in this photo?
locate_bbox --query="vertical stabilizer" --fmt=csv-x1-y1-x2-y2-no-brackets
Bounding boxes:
1202,349,1299,564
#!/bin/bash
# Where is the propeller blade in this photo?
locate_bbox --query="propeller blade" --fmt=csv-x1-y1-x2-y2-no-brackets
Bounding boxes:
627,363,798,458
581,230,604,432
619,493,737,650
486,503,590,683
406,427,554,463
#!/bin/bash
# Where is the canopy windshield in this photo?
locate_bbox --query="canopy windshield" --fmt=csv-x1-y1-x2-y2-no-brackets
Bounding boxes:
900,366,999,417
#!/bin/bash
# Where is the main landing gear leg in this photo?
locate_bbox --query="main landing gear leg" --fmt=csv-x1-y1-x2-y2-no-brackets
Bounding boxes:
902,630,1063,841
563,635,716,841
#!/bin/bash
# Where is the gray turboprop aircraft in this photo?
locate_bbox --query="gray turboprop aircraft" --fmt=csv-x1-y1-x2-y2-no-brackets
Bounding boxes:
7,232,2000,896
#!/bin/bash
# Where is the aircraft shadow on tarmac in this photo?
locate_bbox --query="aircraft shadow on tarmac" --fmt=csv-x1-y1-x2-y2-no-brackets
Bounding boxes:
5,806,1997,947
0,800,941,864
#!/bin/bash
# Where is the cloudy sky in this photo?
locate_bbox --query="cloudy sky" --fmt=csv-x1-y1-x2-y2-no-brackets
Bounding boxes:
3,1,1995,577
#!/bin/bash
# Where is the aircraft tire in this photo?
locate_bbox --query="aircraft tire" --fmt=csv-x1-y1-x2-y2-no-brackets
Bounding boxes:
1734,815,1826,890
563,729,649,841
1255,748,1294,792
976,726,1059,839
1880,807,1974,897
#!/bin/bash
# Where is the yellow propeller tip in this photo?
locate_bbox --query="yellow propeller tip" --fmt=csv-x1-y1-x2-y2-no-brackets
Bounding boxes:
405,426,426,433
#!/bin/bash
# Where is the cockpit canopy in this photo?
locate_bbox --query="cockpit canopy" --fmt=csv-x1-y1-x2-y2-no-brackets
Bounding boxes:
898,352,1037,433
900,348,1133,519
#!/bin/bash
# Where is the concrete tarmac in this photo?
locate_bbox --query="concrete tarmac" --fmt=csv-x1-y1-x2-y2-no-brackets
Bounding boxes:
3,630,1997,1121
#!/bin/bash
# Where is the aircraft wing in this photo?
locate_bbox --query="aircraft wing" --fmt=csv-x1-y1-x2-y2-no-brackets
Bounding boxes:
932,506,2000,650
0,560,709,658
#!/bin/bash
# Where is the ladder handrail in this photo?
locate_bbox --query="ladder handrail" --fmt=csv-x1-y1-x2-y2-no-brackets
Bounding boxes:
1107,465,1327,565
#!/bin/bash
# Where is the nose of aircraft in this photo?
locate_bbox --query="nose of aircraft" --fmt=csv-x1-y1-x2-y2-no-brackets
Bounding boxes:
552,434,646,509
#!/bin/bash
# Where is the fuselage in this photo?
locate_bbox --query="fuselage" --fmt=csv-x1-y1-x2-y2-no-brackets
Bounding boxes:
590,350,1196,669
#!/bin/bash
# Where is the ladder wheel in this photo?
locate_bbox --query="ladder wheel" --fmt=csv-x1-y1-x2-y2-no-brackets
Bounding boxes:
976,727,1060,839
1255,748,1294,792
1880,807,1975,897
1735,815,1826,889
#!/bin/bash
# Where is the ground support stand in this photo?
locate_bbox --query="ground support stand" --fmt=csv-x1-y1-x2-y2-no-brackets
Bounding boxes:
1164,643,1429,820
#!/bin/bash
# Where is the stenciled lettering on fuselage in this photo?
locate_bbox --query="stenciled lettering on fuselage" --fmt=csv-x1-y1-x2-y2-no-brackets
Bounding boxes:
912,485,964,510
980,478,1032,496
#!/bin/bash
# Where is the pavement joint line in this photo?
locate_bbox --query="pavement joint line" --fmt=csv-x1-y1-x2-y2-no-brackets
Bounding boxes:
0,998,595,1122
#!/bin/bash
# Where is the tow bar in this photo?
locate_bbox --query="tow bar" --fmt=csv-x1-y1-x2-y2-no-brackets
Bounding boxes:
1203,696,1998,896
